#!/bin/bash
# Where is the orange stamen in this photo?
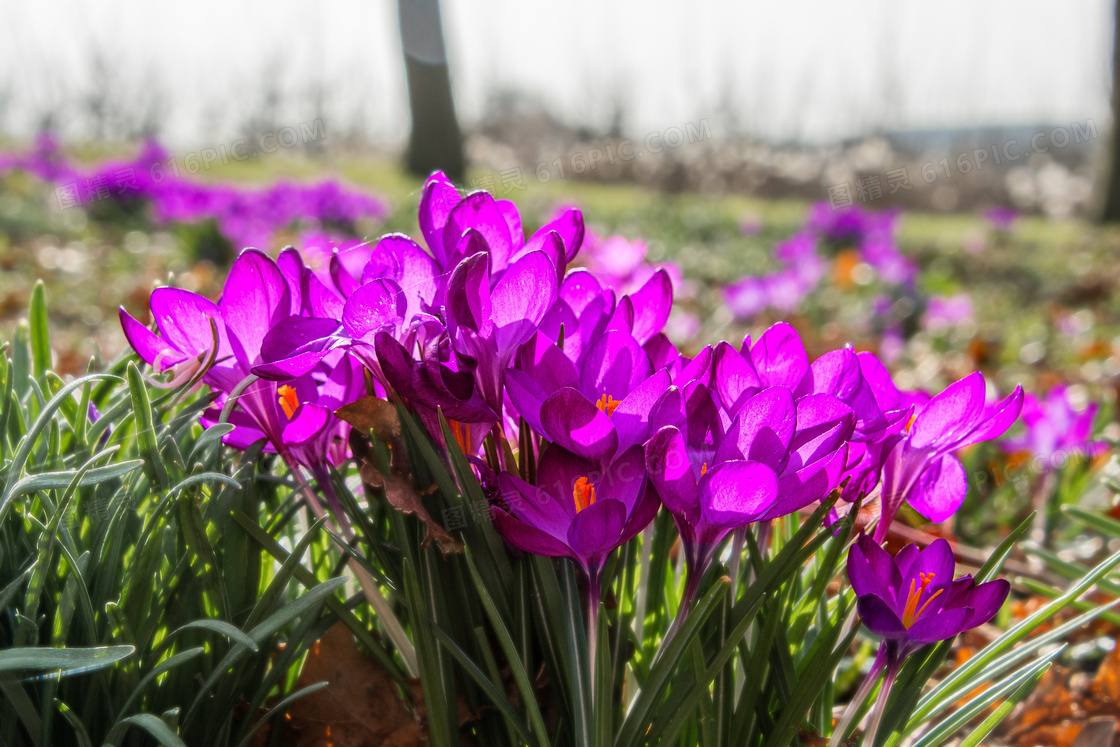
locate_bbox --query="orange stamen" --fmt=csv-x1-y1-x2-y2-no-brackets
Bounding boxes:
701,462,708,476
449,420,472,453
277,385,300,419
573,476,597,513
596,393,622,416
901,572,943,628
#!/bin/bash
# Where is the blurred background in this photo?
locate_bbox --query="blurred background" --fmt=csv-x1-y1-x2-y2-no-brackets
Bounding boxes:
0,0,1112,214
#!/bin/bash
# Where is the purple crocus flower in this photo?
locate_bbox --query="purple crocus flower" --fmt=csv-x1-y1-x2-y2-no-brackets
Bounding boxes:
922,293,973,333
874,372,1023,542
491,445,659,584
120,249,352,472
831,535,1009,746
1000,384,1108,469
983,206,1018,231
849,535,1009,653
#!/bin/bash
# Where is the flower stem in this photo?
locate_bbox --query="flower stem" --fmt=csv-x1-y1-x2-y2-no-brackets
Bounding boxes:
587,569,602,702
862,653,902,746
658,562,702,660
828,646,887,747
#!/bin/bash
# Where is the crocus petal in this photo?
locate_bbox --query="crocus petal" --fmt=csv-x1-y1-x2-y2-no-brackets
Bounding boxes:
908,372,987,451
786,394,856,470
491,250,558,358
540,389,618,463
857,350,904,413
579,330,653,400
150,287,228,360
957,579,1011,629
260,316,341,364
119,307,187,370
906,454,968,523
894,544,921,579
281,402,333,446
856,594,909,639
219,249,291,368
644,333,680,373
517,333,578,393
532,207,585,263
342,279,406,342
648,386,687,434
698,460,779,527
674,345,712,387
275,248,306,314
443,192,514,271
956,386,1025,449
613,370,671,454
490,509,573,558
719,386,797,469
906,607,970,644
495,198,524,251
628,269,673,343
620,478,662,543
446,249,493,338
763,446,847,520
329,252,361,298
902,538,957,605
645,426,701,522
505,368,549,434
567,498,627,569
713,341,762,413
497,472,573,539
848,534,903,599
365,233,441,322
598,445,651,512
752,322,808,389
527,438,583,491
418,171,461,267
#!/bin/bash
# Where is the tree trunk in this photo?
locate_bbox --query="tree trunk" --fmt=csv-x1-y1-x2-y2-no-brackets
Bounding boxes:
1100,0,1120,221
397,0,465,183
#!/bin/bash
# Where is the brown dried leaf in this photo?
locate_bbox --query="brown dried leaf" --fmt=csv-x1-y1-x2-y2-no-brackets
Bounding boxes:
359,460,463,556
336,396,401,440
275,622,421,747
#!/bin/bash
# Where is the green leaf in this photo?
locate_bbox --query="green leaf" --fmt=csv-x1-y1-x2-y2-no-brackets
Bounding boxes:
464,551,551,747
235,682,330,747
957,663,1051,747
0,645,135,674
170,620,259,652
3,461,142,502
910,653,1058,747
105,712,188,747
55,700,94,747
126,361,170,491
28,280,50,380
431,624,537,746
0,373,120,523
115,648,205,721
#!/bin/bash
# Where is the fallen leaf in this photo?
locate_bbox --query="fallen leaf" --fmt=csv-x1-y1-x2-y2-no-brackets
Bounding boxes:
358,461,463,556
274,622,420,747
336,396,402,440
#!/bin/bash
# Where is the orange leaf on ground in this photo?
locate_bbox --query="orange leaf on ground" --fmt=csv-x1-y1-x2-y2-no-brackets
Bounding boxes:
270,622,420,747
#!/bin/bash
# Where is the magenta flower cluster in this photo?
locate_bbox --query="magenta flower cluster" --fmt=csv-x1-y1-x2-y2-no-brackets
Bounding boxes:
725,202,917,321
1000,383,1107,468
119,172,1022,674
1,132,387,252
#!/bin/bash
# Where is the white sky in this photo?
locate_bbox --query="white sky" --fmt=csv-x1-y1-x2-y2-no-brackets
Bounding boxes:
0,0,1112,146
